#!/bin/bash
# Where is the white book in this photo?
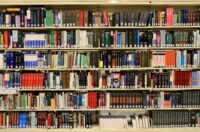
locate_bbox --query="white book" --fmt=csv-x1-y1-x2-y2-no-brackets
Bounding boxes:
49,72,54,88
69,72,74,89
106,93,110,108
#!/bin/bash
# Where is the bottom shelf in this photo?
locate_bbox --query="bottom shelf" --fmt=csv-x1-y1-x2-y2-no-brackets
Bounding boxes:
1,128,200,132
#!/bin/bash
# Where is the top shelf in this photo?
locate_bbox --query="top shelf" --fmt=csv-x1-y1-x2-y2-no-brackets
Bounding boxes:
1,26,200,30
0,0,200,6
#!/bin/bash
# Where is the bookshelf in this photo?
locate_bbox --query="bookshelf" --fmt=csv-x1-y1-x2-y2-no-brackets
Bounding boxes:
0,0,200,131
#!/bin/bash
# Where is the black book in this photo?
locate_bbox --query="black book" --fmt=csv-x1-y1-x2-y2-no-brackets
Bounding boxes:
123,12,128,26
114,13,120,26
36,10,40,27
88,10,93,27
130,12,134,26
41,8,45,27
119,12,124,26
33,11,37,27
11,14,15,27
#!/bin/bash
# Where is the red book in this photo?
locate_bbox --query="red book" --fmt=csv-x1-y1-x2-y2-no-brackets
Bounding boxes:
80,10,84,27
91,73,94,88
88,92,97,109
54,31,57,48
30,73,34,89
102,77,106,88
103,11,108,26
24,74,27,89
47,113,52,128
174,71,177,87
39,73,42,88
166,8,173,26
171,51,176,67
0,113,2,127
3,31,9,48
27,73,30,89
40,73,44,88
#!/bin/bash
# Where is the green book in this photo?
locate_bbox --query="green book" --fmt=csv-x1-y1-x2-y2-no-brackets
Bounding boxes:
81,54,86,68
46,10,50,26
49,10,53,26
142,91,147,108
22,92,26,110
105,32,111,47
51,31,54,47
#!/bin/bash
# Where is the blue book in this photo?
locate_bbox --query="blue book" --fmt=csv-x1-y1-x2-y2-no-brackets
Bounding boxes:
9,52,15,69
82,95,85,108
184,10,189,24
0,12,2,26
6,52,10,68
22,113,27,128
117,32,121,47
54,10,59,27
19,114,23,128
181,10,185,24
5,74,9,89
123,53,126,67
78,94,82,108
137,30,140,47
181,55,184,67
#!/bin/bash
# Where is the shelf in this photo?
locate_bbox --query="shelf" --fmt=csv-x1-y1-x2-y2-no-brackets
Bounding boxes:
100,67,200,71
3,128,200,132
0,68,99,71
1,107,200,112
0,89,17,94
0,26,200,30
151,0,200,5
1,0,200,6
0,67,200,72
1,47,200,51
0,67,199,71
17,88,200,92
0,0,150,6
1,48,99,51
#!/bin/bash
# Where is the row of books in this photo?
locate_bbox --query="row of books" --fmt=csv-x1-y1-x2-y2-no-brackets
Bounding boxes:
1,30,200,48
2,50,200,69
2,91,200,110
152,50,200,68
151,111,200,127
100,30,200,48
1,8,200,27
1,70,200,89
0,51,99,69
100,111,200,129
0,112,97,128
19,92,99,110
108,91,200,109
2,111,199,129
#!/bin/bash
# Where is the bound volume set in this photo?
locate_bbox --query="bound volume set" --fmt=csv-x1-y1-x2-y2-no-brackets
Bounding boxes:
1,29,200,48
1,7,200,27
0,5,200,130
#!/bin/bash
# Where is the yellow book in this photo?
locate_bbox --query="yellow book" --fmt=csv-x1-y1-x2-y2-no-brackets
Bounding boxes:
6,8,20,12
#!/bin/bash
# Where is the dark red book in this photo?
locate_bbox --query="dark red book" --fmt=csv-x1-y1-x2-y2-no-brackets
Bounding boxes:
3,31,9,48
47,113,52,128
80,10,84,27
88,92,97,109
54,31,57,47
